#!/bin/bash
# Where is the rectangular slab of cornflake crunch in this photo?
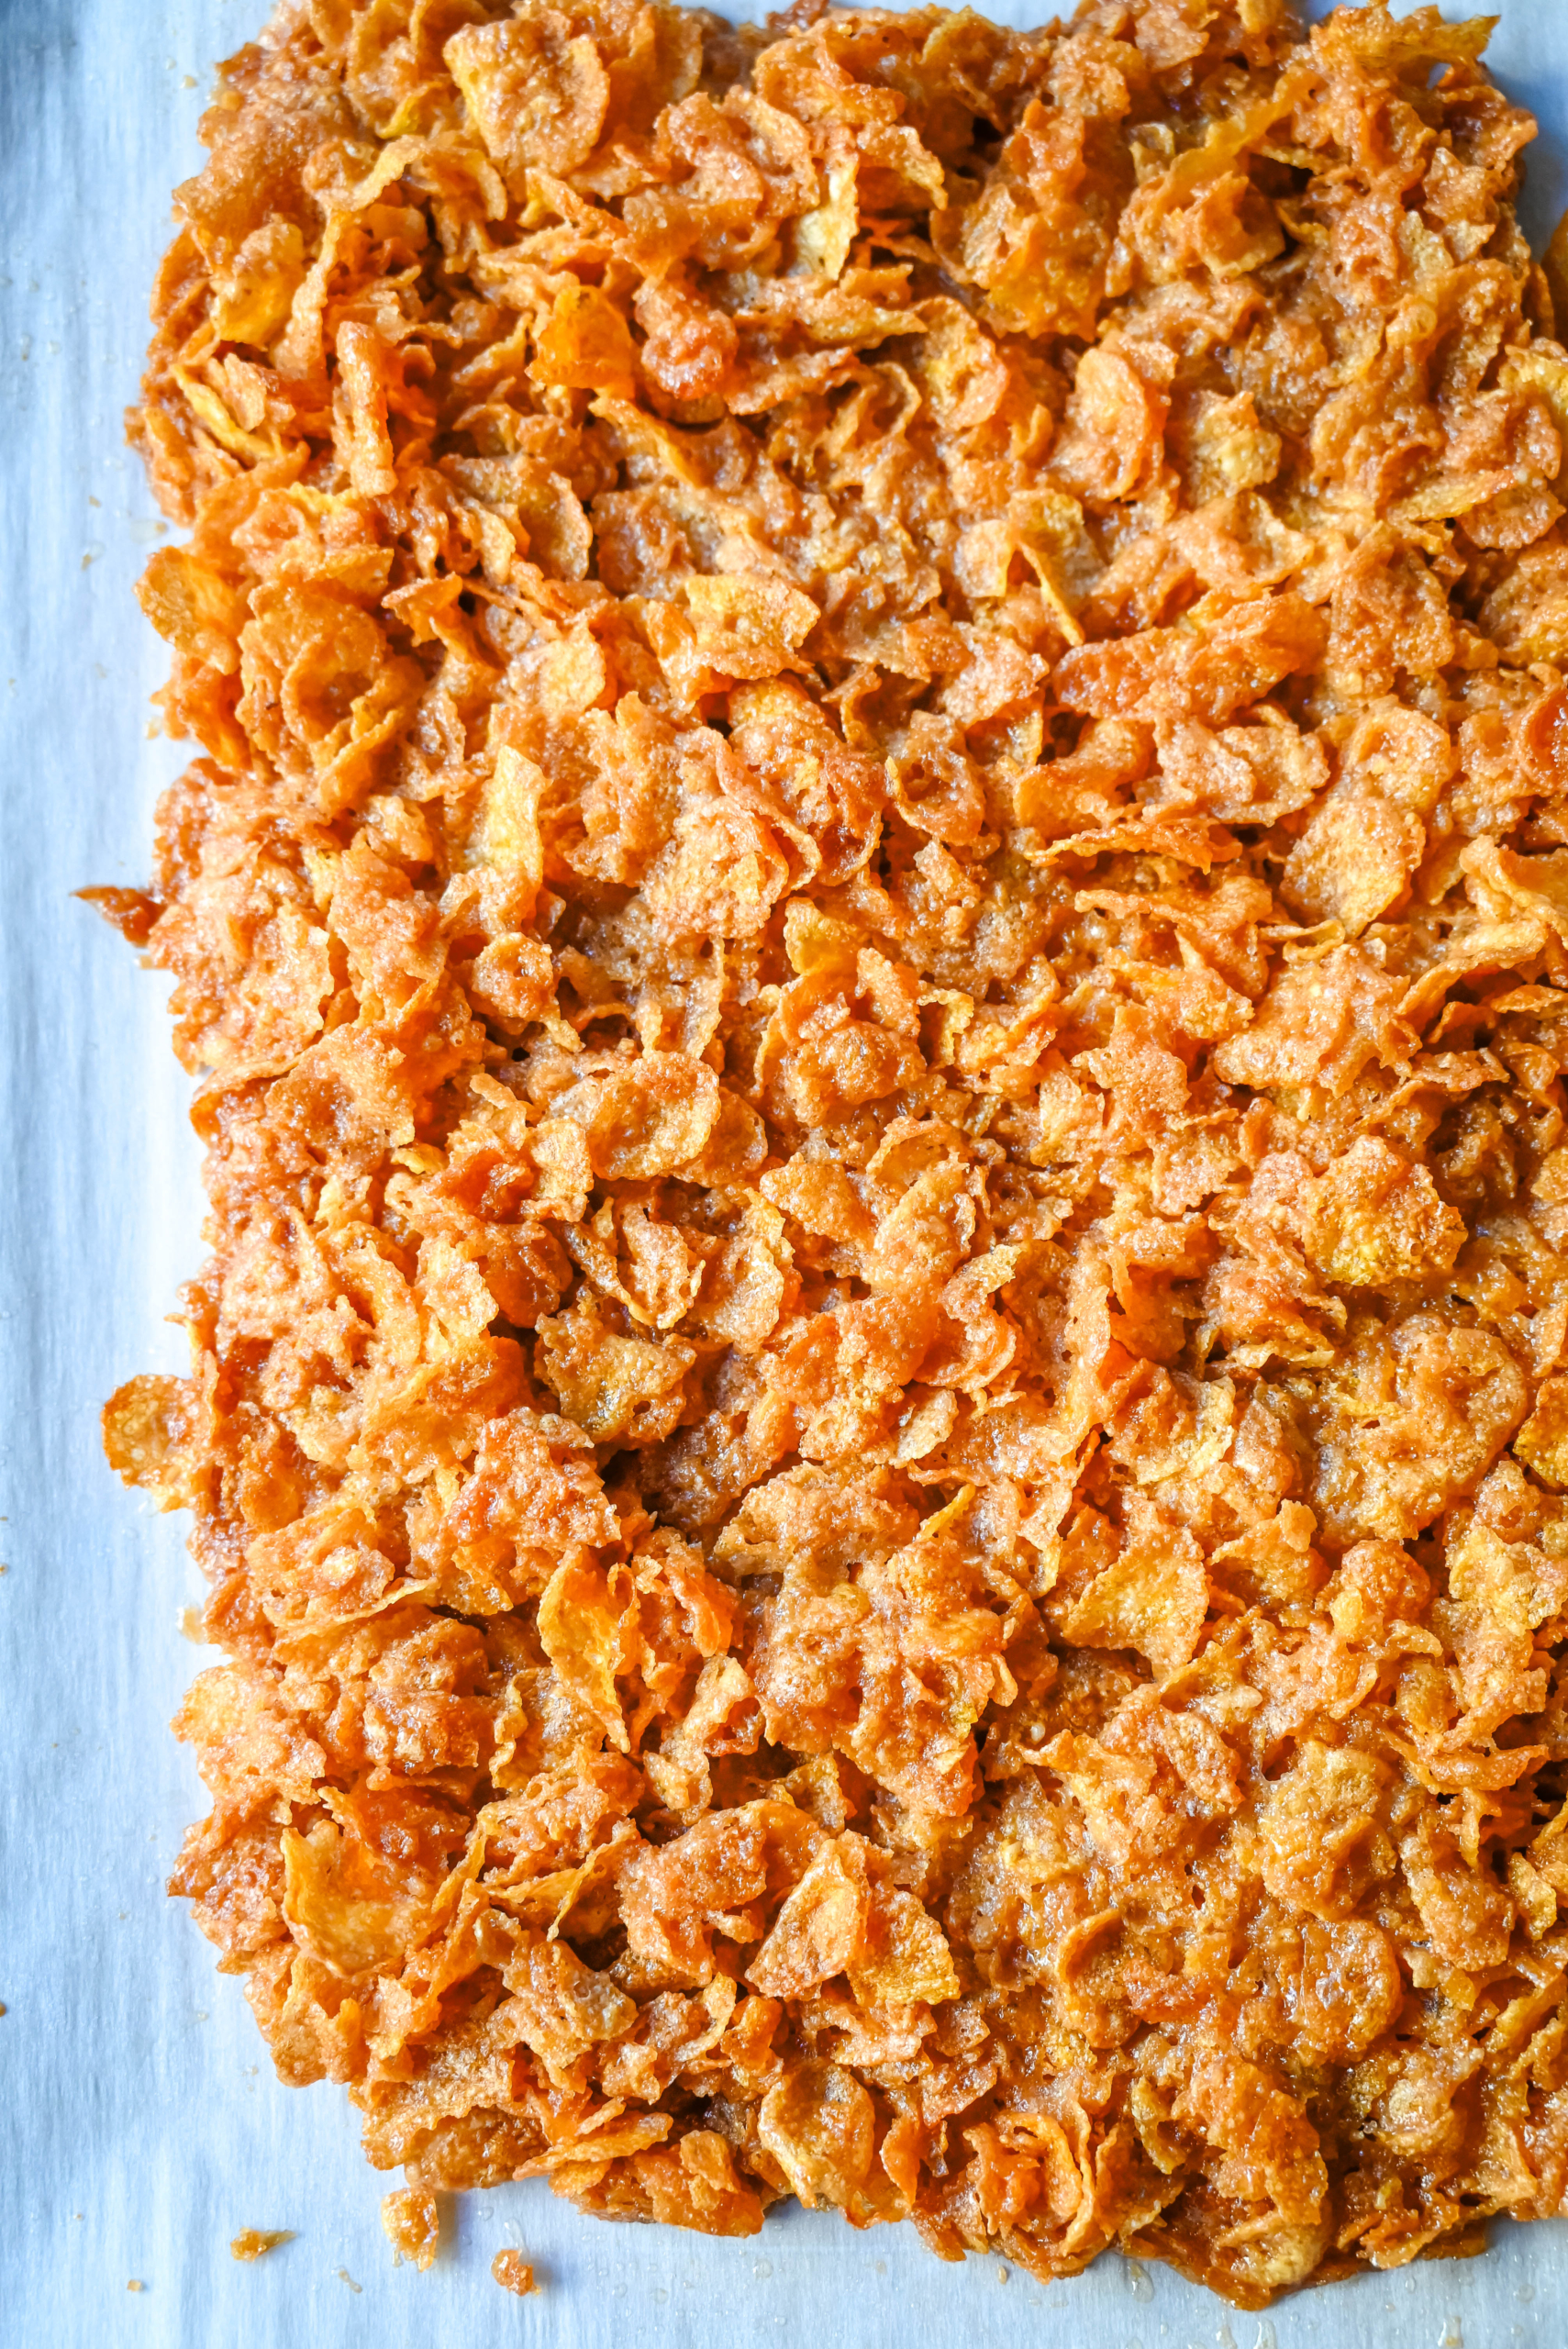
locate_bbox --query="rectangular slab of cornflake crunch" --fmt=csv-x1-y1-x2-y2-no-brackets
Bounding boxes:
96,0,1568,2308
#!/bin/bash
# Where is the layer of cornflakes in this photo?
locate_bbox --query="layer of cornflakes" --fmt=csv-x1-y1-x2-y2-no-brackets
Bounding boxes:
101,0,1568,2305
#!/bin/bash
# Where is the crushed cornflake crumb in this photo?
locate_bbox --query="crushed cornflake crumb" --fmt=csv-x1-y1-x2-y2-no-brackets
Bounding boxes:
491,2248,538,2297
382,2187,440,2271
102,0,1568,2311
229,2229,295,2261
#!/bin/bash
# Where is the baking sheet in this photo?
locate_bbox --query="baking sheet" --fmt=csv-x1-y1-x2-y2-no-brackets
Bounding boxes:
5,0,1568,2340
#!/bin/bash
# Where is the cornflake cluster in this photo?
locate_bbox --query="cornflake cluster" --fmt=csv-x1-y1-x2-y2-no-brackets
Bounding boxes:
100,0,1568,2306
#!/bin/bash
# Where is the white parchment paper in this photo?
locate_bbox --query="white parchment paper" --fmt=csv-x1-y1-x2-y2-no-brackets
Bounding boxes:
4,2,1568,2342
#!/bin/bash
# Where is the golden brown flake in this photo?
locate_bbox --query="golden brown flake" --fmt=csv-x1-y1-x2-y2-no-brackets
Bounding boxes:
491,2247,538,2295
382,2185,441,2268
104,0,1568,2308
229,2229,295,2260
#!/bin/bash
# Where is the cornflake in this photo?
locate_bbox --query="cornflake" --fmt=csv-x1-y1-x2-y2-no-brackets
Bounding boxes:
229,2228,295,2261
102,0,1568,2309
491,2247,538,2295
382,2185,441,2269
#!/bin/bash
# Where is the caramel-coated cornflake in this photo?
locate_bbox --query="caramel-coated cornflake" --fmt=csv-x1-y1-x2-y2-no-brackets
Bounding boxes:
104,0,1568,2308
382,2185,441,2270
491,2246,538,2294
230,2228,295,2261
